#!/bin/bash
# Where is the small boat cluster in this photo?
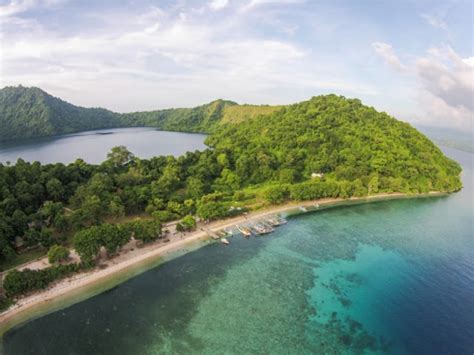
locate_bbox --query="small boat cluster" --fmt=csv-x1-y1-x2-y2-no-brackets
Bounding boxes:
235,215,287,238
209,215,287,245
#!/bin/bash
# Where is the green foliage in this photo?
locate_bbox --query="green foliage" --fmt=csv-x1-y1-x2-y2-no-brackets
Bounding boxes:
121,220,162,243
3,263,80,297
0,86,121,142
262,184,291,204
185,177,205,200
46,178,65,200
0,296,14,312
120,99,239,133
73,223,132,261
106,146,135,169
181,215,197,231
196,201,227,220
73,220,161,264
73,226,103,263
151,210,177,222
47,245,70,264
40,201,65,228
207,95,462,194
99,224,129,256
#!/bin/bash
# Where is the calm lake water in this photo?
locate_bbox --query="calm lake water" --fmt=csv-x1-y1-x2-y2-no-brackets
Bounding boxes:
0,128,208,164
2,147,473,354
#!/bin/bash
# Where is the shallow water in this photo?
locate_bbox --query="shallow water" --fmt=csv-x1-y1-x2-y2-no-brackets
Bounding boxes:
0,127,207,164
2,147,473,354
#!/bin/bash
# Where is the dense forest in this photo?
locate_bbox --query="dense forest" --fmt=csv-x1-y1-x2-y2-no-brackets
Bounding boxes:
0,86,279,141
0,93,462,303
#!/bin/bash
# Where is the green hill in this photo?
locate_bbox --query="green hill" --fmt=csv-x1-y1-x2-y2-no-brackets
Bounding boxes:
207,94,462,193
119,99,239,132
0,86,121,141
0,86,282,141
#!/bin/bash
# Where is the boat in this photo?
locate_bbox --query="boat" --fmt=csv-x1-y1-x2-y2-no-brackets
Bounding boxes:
250,224,263,235
223,228,234,236
299,206,308,212
221,238,230,245
267,217,287,226
253,223,274,235
236,225,252,237
216,230,228,237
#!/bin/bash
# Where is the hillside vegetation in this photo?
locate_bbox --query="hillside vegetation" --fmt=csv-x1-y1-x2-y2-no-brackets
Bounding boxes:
0,86,280,141
0,86,120,141
207,95,461,193
120,99,238,132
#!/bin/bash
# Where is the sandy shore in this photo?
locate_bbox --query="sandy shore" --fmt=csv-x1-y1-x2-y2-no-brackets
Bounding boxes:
0,191,445,334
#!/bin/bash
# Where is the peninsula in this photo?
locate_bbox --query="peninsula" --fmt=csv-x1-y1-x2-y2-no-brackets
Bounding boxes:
0,89,462,328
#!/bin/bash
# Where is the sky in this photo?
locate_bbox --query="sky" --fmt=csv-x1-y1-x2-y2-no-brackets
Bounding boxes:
0,0,473,132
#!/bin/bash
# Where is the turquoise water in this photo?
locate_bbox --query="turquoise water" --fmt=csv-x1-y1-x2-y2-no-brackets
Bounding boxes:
2,147,473,354
0,127,207,164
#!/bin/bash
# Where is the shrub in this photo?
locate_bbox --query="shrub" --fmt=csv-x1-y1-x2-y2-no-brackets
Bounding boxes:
47,245,70,264
181,215,196,231
3,263,81,297
262,184,290,204
196,201,227,220
121,220,162,243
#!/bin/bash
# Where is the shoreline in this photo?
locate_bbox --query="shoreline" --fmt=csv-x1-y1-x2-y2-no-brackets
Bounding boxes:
0,191,447,335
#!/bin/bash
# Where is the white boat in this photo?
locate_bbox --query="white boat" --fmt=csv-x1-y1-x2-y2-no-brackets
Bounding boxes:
221,238,230,245
299,206,308,212
236,225,252,237
268,217,287,226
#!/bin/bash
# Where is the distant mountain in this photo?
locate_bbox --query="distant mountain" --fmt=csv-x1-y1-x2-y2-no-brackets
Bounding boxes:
0,86,281,141
417,125,474,153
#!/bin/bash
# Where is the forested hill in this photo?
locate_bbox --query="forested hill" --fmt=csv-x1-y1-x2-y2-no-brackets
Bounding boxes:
119,99,238,133
207,94,462,192
0,86,281,141
0,86,120,141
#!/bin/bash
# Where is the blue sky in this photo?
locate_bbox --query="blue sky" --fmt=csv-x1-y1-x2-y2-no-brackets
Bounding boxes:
0,0,472,131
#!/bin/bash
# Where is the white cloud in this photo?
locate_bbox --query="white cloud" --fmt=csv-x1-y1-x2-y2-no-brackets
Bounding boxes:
0,11,311,110
0,0,35,18
462,57,474,66
372,42,473,130
414,46,473,129
1,1,377,112
0,0,65,18
209,0,229,11
416,91,472,130
371,42,407,72
240,0,304,12
421,13,448,30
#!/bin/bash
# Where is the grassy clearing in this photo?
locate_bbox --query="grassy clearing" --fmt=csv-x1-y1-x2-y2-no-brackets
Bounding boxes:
0,248,46,272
